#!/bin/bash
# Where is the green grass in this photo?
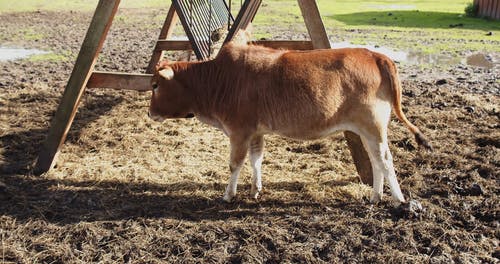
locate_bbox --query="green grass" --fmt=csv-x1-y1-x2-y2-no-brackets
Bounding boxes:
318,0,472,15
19,28,44,41
28,52,70,62
252,0,500,55
254,1,500,34
331,10,499,30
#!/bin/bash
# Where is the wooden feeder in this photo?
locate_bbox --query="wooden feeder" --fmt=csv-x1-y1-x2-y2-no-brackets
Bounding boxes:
35,0,374,186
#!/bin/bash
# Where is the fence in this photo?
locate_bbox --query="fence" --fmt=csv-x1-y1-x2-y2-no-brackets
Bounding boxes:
474,0,500,19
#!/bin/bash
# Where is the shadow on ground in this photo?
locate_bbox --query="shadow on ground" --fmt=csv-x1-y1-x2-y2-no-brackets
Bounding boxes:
0,176,359,224
0,92,123,175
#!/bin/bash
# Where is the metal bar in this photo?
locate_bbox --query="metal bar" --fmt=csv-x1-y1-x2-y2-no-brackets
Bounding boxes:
222,0,234,21
213,1,225,26
190,0,211,58
173,0,204,59
208,0,213,48
173,0,235,60
227,0,232,28
193,1,211,58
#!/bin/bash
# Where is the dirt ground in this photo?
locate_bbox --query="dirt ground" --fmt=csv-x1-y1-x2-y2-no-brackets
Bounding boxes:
0,9,499,263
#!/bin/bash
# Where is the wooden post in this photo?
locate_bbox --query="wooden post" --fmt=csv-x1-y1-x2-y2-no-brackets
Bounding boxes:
296,0,330,49
297,0,373,185
146,5,179,73
224,0,262,43
35,0,121,174
344,132,373,185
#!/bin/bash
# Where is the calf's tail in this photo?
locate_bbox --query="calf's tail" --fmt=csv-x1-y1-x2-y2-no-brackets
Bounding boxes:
381,59,433,151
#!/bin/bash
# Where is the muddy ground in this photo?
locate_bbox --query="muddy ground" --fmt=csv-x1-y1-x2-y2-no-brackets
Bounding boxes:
0,9,499,263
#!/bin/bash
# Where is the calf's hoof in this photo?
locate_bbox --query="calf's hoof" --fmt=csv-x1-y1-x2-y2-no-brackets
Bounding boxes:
223,192,235,202
370,191,382,204
392,196,406,207
250,185,262,199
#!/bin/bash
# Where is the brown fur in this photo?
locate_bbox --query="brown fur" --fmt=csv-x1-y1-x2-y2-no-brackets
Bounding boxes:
151,43,428,144
149,43,431,202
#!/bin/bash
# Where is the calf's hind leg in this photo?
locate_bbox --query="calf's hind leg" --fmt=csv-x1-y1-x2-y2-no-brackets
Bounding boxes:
354,100,406,204
223,135,250,202
360,130,405,204
249,135,264,199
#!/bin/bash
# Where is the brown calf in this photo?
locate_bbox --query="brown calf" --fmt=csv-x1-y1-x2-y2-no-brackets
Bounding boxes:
149,43,432,204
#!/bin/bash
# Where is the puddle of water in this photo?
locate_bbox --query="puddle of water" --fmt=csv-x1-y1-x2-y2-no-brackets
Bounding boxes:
330,41,496,69
0,46,49,61
330,41,408,62
406,51,461,66
464,53,495,69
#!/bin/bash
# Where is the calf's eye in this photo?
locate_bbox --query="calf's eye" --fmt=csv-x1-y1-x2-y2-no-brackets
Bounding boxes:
152,83,158,91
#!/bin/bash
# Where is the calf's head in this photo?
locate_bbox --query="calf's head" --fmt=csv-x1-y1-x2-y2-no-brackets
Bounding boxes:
148,65,194,121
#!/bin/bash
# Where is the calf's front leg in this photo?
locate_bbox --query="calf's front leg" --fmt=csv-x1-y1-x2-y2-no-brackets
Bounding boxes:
249,135,264,199
223,135,250,202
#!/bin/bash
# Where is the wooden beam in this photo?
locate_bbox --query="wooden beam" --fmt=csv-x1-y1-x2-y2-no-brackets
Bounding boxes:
297,0,330,49
345,131,373,185
87,71,152,91
252,40,313,50
154,40,313,52
298,0,373,185
225,0,262,43
155,40,191,51
146,5,179,73
35,0,121,174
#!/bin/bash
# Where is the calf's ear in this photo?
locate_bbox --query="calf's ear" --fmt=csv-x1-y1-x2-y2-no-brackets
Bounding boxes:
159,67,174,80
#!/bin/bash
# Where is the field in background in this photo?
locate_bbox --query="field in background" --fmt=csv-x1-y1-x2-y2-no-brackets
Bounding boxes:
1,0,499,65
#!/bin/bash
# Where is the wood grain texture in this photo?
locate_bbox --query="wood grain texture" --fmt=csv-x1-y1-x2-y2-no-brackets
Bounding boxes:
87,71,153,91
297,0,330,49
154,40,314,51
147,5,179,73
35,0,121,174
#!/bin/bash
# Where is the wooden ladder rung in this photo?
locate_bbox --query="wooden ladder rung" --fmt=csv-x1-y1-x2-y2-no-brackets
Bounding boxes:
154,40,314,52
250,40,314,50
87,71,152,91
155,40,192,51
